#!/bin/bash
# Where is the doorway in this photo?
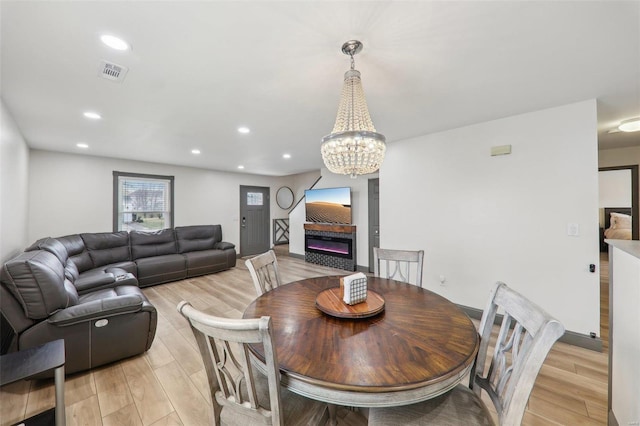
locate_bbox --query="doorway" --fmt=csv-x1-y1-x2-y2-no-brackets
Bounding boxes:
239,185,270,257
598,166,639,240
368,178,380,272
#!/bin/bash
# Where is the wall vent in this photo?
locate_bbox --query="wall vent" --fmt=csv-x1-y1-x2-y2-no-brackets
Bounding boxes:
98,60,128,83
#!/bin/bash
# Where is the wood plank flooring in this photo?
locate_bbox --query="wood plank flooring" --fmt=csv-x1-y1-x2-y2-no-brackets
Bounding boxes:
0,251,608,425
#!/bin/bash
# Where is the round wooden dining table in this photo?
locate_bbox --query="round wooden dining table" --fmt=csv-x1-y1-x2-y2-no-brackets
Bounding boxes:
242,275,479,408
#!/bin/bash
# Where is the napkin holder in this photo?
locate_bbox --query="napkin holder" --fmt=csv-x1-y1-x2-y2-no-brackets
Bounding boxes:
340,272,368,305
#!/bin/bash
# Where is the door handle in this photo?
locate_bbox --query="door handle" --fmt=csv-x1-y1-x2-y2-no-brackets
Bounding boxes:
241,217,246,228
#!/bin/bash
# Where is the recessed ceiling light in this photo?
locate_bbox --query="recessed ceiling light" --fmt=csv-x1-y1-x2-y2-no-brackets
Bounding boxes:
238,127,250,134
83,111,102,120
237,165,245,169
100,34,130,51
619,118,640,132
76,143,89,149
191,149,201,155
283,153,291,159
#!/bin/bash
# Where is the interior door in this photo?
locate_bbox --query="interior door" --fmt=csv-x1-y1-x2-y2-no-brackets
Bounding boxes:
240,185,270,257
368,178,380,272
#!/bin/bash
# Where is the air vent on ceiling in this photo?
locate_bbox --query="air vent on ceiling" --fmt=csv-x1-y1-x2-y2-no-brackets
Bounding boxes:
98,60,128,83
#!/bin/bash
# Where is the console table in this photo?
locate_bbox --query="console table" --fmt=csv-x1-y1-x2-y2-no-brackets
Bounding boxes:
1,339,66,425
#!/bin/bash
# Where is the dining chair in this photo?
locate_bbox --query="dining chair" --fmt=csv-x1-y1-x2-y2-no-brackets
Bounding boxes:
245,250,283,296
368,281,565,426
177,301,327,426
373,247,425,287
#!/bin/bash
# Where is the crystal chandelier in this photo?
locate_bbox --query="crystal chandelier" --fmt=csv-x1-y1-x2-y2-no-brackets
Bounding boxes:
321,40,386,178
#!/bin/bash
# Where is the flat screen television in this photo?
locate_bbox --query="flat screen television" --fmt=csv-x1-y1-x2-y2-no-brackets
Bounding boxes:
304,187,352,224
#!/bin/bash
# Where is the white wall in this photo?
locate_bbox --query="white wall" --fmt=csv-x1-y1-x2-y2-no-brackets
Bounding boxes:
598,169,631,226
290,168,377,268
0,99,30,262
288,170,321,255
27,150,309,251
599,169,631,209
599,146,640,168
380,100,599,336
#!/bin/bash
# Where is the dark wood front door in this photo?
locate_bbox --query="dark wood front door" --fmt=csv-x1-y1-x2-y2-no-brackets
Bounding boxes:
240,185,270,257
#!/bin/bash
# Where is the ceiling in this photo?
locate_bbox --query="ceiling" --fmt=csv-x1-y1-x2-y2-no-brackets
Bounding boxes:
2,1,639,176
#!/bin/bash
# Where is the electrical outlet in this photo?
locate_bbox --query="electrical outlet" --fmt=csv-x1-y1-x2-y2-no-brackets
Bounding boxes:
567,223,579,236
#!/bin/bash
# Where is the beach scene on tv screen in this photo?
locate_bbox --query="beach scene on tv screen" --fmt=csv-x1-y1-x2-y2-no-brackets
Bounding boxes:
305,187,351,224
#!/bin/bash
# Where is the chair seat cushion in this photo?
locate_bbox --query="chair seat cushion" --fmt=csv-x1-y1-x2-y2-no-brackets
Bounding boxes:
368,384,494,426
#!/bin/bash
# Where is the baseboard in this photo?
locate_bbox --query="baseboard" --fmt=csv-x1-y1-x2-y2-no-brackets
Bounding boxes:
288,252,305,260
608,409,619,426
459,305,603,352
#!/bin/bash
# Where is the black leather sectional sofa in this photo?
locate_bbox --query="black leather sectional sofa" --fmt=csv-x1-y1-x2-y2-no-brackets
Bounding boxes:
0,224,236,374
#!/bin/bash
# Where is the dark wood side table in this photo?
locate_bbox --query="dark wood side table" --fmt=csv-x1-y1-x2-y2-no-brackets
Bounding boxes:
1,339,66,425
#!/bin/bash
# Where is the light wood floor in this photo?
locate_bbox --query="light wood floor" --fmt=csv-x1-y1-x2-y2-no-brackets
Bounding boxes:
1,250,608,426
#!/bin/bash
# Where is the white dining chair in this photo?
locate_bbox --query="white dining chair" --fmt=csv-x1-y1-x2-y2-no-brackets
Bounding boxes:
368,281,565,426
177,301,327,426
245,250,282,296
373,247,424,287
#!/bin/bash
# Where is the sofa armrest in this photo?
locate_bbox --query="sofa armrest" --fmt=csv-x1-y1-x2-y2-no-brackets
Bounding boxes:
47,294,144,326
214,241,235,250
74,273,116,293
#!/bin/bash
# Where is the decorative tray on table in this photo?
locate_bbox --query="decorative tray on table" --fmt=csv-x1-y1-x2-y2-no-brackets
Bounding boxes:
315,287,385,319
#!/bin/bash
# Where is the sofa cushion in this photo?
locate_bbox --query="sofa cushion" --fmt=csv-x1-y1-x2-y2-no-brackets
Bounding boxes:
25,237,69,264
64,261,80,282
175,225,222,253
56,234,93,273
24,237,49,252
130,229,177,260
0,250,74,319
135,254,186,287
74,264,138,294
81,232,131,268
81,261,137,276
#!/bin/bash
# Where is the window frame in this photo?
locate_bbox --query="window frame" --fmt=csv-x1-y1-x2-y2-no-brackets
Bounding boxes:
112,171,175,232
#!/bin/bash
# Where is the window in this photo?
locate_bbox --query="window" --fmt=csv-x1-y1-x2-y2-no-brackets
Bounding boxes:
113,171,174,232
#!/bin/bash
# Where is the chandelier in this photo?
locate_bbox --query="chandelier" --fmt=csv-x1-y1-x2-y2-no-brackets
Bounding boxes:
321,40,386,178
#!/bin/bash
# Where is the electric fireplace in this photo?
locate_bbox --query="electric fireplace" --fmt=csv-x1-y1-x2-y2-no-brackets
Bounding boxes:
303,224,356,271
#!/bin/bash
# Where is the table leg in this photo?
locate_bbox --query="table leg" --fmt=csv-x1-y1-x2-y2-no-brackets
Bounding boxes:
54,365,66,425
327,404,337,426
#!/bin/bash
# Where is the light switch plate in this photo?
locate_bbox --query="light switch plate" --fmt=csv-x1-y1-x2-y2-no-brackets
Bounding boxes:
567,223,580,236
490,145,512,156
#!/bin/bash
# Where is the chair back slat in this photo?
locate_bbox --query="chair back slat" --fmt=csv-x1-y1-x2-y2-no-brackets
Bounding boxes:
246,250,283,296
474,282,565,425
177,301,284,425
373,247,424,287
